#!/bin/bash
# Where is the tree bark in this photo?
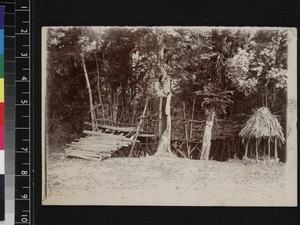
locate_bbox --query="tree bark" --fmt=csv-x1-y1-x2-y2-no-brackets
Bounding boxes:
200,108,215,160
154,31,173,156
81,54,96,131
94,53,105,118
156,91,172,155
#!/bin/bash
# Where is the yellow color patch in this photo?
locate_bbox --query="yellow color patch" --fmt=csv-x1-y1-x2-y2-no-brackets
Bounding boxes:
0,78,4,102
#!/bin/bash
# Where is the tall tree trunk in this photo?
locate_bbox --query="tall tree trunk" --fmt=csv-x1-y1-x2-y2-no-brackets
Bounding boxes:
81,54,96,131
200,108,215,160
156,92,172,155
155,31,172,156
112,90,118,123
94,53,105,119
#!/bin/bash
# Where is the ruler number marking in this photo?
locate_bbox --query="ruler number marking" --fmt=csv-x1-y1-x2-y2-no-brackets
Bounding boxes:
21,147,28,151
21,170,28,176
21,29,28,33
21,194,28,199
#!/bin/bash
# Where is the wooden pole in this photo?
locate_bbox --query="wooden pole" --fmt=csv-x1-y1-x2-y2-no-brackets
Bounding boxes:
94,53,105,119
263,139,266,156
190,99,195,139
183,102,190,158
81,54,96,131
268,137,271,160
188,99,196,158
128,98,149,157
274,137,278,159
244,138,249,159
255,139,258,161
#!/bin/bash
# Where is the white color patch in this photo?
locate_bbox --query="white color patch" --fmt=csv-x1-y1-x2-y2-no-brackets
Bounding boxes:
0,151,4,174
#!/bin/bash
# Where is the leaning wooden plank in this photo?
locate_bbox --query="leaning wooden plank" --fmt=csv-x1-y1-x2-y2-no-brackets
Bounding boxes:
67,145,119,151
137,133,156,138
87,135,137,143
67,149,112,158
70,142,112,147
65,145,110,152
67,151,102,158
66,146,118,153
72,138,130,145
96,119,136,127
66,149,102,155
69,141,129,148
85,122,137,133
83,130,136,142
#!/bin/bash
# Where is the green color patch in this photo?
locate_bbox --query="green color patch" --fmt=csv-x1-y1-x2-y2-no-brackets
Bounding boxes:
0,54,3,78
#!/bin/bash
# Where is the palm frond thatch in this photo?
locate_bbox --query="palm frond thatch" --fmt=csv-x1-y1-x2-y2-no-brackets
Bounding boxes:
239,107,285,143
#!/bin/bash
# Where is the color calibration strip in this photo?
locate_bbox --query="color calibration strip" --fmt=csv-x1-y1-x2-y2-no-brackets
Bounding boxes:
0,5,5,222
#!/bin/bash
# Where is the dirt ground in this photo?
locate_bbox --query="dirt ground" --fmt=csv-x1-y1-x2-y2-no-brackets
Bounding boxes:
43,153,293,206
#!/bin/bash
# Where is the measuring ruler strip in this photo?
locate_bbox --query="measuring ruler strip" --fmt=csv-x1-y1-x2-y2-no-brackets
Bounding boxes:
15,0,30,224
0,4,4,222
1,0,17,223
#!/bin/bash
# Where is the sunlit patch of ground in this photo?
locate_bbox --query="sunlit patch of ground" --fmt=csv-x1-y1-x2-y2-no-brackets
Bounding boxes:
43,153,292,206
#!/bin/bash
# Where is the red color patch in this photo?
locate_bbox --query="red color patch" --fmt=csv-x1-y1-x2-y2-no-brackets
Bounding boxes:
0,103,3,126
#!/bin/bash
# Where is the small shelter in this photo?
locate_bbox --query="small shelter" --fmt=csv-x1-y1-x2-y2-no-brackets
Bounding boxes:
239,107,285,160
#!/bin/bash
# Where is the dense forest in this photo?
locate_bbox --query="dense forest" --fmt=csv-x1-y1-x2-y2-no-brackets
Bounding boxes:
45,27,288,161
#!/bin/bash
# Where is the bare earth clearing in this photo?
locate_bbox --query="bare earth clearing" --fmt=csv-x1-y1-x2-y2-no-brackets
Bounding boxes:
44,154,289,206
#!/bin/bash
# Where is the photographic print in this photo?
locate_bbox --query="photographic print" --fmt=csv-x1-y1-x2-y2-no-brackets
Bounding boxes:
42,26,297,206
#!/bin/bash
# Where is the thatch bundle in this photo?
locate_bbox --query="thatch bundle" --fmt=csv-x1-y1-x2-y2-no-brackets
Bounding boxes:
239,107,285,161
239,107,285,143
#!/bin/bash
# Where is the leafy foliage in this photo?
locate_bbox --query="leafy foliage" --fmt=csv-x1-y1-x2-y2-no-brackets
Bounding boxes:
45,27,288,152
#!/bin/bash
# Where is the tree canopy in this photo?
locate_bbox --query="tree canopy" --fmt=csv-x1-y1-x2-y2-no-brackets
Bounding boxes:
45,27,288,152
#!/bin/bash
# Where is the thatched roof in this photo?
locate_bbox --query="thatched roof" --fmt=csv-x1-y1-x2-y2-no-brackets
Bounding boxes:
239,107,285,142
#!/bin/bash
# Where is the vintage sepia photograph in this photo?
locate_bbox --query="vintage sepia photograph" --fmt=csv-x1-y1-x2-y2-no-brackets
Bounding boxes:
42,26,297,206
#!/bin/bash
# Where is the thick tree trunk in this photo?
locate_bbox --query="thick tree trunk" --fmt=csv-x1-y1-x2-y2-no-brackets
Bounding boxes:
156,92,172,155
200,108,215,160
154,31,173,156
81,54,96,131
